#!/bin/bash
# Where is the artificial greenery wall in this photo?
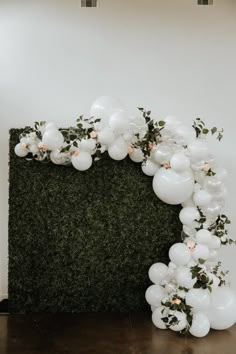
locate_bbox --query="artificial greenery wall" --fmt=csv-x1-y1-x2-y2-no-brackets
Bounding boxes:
9,129,182,313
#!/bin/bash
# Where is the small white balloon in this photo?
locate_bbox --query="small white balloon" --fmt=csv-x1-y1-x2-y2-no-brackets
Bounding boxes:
203,200,224,219
15,143,29,157
174,125,196,146
193,190,212,207
169,311,187,332
170,153,190,172
142,159,160,176
153,168,195,205
98,127,116,146
192,244,210,261
145,285,165,307
190,312,210,338
204,176,223,194
108,137,128,161
90,96,125,127
148,263,169,284
71,151,92,171
50,150,70,165
176,267,195,289
42,129,64,151
179,207,200,226
207,287,236,330
152,306,168,330
153,144,172,164
79,138,96,153
186,289,211,311
196,229,212,245
208,235,221,249
169,243,191,266
45,122,58,131
129,148,144,163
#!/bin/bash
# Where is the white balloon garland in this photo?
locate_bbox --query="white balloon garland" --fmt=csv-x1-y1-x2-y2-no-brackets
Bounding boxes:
14,96,236,337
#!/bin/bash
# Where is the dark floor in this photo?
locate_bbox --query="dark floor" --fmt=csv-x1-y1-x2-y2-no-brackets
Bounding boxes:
0,313,235,354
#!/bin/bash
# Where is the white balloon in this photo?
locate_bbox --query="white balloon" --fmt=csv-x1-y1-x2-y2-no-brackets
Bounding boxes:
203,200,224,219
186,289,211,311
149,263,169,284
208,235,221,249
196,229,212,245
176,267,195,289
207,287,236,330
174,125,196,146
170,153,190,172
192,244,210,261
29,144,39,154
90,96,125,127
193,190,212,207
169,311,187,332
129,148,144,163
50,150,70,165
109,111,129,134
71,151,92,171
188,139,209,161
145,285,165,307
169,243,191,266
153,168,195,205
97,127,116,146
190,313,210,338
142,160,160,176
79,138,96,153
179,207,200,226
108,137,128,161
45,122,58,131
204,176,223,194
152,306,168,330
42,129,64,151
153,144,172,164
14,143,28,157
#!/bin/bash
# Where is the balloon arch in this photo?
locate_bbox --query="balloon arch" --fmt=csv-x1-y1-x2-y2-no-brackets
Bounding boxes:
14,96,235,338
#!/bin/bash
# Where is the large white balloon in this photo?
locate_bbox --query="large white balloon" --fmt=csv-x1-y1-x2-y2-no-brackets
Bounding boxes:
152,306,168,330
142,160,160,176
190,313,210,338
145,285,165,307
186,289,211,311
108,137,128,161
14,143,29,157
153,168,195,205
42,129,64,151
79,138,96,154
109,111,129,134
207,287,236,330
50,150,70,165
170,153,190,172
149,263,169,284
71,151,92,171
169,243,191,266
90,96,125,127
179,207,200,226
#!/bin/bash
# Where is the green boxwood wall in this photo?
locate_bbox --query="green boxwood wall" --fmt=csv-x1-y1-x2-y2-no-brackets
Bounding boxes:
9,129,182,313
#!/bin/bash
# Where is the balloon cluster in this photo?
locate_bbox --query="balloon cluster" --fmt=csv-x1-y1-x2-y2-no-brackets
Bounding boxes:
14,97,236,337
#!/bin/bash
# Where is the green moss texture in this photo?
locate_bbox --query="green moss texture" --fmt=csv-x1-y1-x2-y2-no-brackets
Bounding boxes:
9,129,182,313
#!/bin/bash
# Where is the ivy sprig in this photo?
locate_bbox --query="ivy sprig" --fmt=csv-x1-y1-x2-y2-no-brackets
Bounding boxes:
192,118,224,141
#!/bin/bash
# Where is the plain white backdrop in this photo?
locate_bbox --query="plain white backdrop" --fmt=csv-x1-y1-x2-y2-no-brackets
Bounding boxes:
0,0,235,299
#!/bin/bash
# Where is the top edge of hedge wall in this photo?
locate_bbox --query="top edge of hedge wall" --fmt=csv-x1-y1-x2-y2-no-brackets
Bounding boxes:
8,128,182,313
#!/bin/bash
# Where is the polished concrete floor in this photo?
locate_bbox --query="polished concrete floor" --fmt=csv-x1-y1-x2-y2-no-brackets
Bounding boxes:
0,312,235,354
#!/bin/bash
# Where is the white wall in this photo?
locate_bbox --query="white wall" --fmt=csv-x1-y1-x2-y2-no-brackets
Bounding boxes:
0,0,236,299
